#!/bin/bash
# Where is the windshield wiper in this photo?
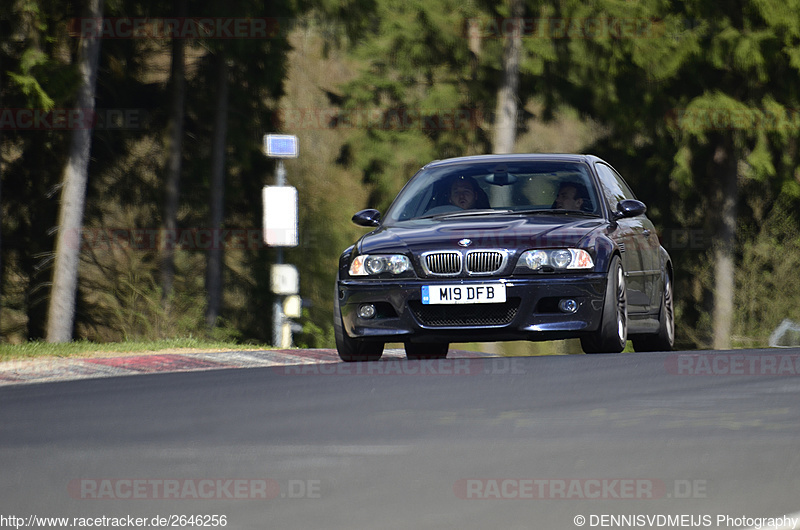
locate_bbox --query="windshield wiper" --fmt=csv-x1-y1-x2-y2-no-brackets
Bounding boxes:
514,208,600,217
428,208,513,219
419,208,599,220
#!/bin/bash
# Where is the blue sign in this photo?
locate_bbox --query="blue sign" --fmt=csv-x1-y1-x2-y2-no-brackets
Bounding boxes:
264,134,298,158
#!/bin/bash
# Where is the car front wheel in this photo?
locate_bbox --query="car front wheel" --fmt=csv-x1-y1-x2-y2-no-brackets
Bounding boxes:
581,255,627,354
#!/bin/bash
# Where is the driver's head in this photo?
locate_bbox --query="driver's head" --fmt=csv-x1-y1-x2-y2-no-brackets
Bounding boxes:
449,177,479,209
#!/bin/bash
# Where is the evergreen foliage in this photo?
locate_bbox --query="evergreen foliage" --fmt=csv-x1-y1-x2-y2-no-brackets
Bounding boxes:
1,0,799,349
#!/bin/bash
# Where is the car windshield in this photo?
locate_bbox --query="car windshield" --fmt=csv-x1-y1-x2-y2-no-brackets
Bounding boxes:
383,160,602,224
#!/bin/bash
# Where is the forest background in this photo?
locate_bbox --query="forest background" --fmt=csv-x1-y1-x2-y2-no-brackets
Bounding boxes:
2,0,800,352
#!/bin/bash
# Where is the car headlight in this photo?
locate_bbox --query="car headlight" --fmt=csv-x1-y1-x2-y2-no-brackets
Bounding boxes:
519,249,594,271
350,254,411,276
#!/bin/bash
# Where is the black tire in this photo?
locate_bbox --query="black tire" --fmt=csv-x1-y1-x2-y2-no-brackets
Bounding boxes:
333,287,383,362
632,271,675,352
404,342,449,360
581,255,627,354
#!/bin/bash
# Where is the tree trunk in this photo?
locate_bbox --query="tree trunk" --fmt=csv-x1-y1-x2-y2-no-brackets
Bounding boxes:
160,0,187,303
711,138,738,350
492,0,523,154
45,0,103,343
205,54,229,329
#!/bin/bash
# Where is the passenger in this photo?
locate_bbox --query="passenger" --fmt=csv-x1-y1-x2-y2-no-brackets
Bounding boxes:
449,177,478,209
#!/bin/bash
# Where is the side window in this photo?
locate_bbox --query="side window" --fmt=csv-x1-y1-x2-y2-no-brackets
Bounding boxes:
595,163,636,212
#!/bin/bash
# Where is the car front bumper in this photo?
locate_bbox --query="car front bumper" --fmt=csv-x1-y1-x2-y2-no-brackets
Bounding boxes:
337,274,607,343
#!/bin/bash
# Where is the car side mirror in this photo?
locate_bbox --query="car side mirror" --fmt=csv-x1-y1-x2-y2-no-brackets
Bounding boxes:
352,209,382,227
614,199,647,219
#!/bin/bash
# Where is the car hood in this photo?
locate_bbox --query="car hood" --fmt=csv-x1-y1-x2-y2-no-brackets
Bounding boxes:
357,215,606,255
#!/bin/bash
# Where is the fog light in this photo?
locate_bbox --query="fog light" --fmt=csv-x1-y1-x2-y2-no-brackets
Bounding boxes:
558,299,578,313
358,304,377,319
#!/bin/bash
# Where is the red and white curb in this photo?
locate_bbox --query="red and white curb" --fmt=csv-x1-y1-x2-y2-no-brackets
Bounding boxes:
0,348,498,386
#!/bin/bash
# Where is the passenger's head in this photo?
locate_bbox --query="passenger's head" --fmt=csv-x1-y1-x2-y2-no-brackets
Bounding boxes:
449,176,480,209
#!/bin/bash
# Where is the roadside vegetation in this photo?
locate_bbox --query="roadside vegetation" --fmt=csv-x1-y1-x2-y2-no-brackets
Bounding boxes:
0,337,271,362
2,0,800,353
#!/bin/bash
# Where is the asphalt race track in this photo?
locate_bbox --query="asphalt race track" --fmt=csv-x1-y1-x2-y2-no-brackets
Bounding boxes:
1,348,799,530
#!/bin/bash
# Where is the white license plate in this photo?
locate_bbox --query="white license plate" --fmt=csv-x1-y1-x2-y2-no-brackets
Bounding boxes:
421,284,506,305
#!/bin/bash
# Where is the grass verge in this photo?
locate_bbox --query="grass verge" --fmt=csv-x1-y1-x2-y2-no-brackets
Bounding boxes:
0,338,273,362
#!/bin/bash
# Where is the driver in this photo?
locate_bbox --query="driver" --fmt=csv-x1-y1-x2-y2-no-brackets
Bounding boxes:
554,181,589,211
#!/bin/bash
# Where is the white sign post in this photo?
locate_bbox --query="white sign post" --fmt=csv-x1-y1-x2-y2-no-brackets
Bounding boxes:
262,186,298,247
263,134,300,348
270,264,299,296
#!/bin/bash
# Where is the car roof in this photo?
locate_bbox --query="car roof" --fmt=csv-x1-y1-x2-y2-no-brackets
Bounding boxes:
421,153,603,169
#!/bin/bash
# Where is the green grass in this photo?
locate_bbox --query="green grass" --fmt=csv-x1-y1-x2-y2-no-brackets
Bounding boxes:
0,338,273,362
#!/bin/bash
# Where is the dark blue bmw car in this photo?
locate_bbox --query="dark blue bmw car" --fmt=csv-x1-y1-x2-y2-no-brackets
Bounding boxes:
334,154,674,361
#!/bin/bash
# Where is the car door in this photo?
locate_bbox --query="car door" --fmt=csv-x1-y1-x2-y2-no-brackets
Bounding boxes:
594,163,651,314
603,165,662,310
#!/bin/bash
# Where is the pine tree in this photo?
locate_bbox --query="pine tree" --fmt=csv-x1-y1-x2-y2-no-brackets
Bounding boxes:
45,0,103,342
